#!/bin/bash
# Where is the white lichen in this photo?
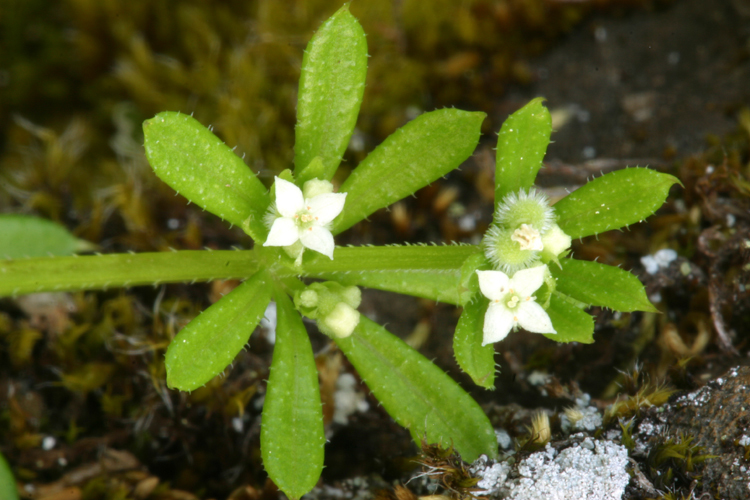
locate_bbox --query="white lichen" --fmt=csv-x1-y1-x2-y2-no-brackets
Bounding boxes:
501,441,630,500
469,455,512,495
640,248,678,274
332,373,369,425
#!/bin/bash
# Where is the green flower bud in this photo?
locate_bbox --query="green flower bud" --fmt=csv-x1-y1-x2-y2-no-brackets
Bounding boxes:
320,302,360,338
298,289,319,308
341,285,361,308
302,178,334,199
540,223,572,267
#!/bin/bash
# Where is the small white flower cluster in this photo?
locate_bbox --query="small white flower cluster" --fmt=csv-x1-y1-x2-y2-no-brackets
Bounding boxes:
476,188,572,345
476,266,555,344
482,189,570,274
263,176,347,262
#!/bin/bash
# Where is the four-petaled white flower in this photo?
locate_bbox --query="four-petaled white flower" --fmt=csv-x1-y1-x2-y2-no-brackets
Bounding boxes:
263,177,346,259
476,265,556,345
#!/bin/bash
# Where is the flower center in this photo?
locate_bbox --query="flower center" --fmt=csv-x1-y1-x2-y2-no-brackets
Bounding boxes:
506,295,519,308
503,289,536,310
511,224,543,251
294,206,319,230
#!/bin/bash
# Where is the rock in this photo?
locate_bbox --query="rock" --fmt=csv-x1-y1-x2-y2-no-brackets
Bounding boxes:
634,366,750,499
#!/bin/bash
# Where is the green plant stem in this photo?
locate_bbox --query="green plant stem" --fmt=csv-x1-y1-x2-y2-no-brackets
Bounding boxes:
303,244,478,273
0,250,266,297
301,245,480,304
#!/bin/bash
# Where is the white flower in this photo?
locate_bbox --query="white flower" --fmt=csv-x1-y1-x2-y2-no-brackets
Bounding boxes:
476,265,556,345
263,177,346,259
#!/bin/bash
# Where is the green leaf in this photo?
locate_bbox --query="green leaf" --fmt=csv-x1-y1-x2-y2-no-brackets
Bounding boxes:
336,317,497,461
0,214,94,258
143,112,270,241
294,4,368,183
554,167,681,239
544,292,595,344
458,252,492,305
0,451,19,500
454,298,496,389
550,258,657,312
302,244,481,305
166,271,272,391
0,250,263,298
495,97,552,203
333,109,485,233
261,291,324,500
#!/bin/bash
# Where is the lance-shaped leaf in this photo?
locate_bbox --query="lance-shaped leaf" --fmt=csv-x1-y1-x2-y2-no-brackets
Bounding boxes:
165,271,272,391
495,97,552,203
0,214,94,259
550,258,658,312
143,112,270,241
454,298,496,389
261,292,324,500
554,167,681,239
301,244,480,305
294,4,367,183
0,250,263,298
0,451,19,500
544,292,595,344
336,317,497,462
333,109,485,233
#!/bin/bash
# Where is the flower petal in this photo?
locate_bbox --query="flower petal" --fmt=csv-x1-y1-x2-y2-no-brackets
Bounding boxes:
509,265,547,298
273,177,304,218
482,303,515,345
477,270,510,301
515,301,556,334
264,217,300,247
300,225,335,259
306,192,347,225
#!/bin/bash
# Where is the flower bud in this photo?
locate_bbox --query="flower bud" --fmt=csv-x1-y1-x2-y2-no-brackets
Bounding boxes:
302,178,334,199
540,224,572,266
321,302,360,338
298,289,318,308
341,286,361,308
